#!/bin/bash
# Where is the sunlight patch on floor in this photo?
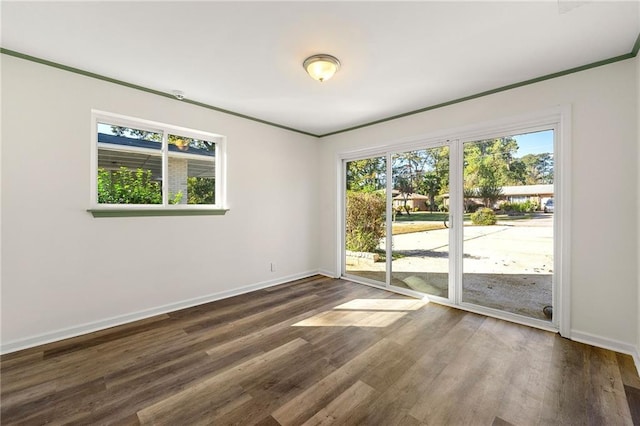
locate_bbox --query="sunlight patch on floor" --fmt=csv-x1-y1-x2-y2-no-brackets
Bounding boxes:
293,298,427,327
333,298,427,311
293,310,407,327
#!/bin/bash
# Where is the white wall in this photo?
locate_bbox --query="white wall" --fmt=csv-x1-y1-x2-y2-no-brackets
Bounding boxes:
319,59,639,349
637,52,640,361
0,55,320,350
2,52,638,355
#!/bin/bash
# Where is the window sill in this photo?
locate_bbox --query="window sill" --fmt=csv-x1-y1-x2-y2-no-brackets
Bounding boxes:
87,208,229,218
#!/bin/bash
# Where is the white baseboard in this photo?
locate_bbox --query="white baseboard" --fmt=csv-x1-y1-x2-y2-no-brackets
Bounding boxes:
571,329,640,375
1,270,322,355
317,268,339,278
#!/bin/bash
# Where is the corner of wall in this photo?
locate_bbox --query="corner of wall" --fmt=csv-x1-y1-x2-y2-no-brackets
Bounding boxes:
636,50,640,375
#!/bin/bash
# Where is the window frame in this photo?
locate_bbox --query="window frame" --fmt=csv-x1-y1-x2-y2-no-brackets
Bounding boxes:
337,106,571,337
88,110,227,217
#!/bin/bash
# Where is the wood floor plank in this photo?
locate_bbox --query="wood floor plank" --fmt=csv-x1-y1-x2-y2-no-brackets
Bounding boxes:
211,340,337,425
1,277,638,425
624,385,640,425
408,317,526,424
492,416,516,426
617,352,640,389
136,337,309,424
204,282,378,362
0,351,44,371
584,345,633,425
183,293,321,335
494,325,555,425
540,337,590,424
42,314,174,359
271,337,402,426
1,376,106,424
74,347,263,424
356,312,485,425
302,380,378,425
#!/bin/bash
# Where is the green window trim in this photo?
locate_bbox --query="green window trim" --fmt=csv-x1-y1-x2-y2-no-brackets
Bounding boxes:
87,208,229,218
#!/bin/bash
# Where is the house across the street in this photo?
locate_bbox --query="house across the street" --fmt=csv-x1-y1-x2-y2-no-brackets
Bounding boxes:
441,184,554,210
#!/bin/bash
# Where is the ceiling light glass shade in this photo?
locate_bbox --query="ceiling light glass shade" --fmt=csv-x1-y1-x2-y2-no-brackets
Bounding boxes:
303,54,340,82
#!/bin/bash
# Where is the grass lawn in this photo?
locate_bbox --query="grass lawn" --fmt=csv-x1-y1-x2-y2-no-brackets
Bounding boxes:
392,222,446,235
392,211,449,235
391,210,536,235
393,211,449,222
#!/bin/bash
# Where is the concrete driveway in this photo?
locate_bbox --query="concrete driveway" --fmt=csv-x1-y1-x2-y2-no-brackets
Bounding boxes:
347,214,554,320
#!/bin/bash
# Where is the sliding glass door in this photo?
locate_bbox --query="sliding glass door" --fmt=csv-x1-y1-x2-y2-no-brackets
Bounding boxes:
344,156,387,286
390,146,450,298
461,130,554,322
341,120,559,329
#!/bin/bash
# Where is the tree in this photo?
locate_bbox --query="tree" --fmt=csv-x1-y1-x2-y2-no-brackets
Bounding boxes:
464,137,520,207
346,158,386,192
521,153,554,184
392,150,429,215
395,176,414,214
418,172,441,212
477,182,503,208
430,146,450,195
505,159,527,185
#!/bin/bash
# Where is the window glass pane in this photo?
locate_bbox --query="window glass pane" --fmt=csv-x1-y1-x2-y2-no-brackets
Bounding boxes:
97,123,162,204
98,123,162,151
390,146,450,298
344,156,387,286
461,130,554,321
168,135,215,156
167,134,216,205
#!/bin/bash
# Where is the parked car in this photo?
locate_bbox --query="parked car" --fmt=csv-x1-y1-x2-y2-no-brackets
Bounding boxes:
544,198,554,213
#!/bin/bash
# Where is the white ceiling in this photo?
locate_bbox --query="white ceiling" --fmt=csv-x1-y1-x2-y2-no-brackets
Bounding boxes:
2,1,639,136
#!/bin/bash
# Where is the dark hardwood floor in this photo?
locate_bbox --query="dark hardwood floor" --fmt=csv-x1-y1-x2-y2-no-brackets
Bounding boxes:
1,275,639,425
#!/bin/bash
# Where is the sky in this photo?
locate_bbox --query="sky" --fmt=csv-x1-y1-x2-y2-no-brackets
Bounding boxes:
513,129,554,157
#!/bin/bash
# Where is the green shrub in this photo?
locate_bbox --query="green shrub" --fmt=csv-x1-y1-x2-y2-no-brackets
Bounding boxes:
471,208,497,225
97,167,161,204
346,191,386,253
188,177,215,204
501,200,537,214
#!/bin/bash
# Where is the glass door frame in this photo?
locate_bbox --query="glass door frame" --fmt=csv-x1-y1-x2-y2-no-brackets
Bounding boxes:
338,106,570,336
385,143,457,304
455,122,560,331
340,137,455,304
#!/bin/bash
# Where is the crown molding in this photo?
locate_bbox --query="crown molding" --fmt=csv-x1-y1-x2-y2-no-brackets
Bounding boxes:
3,32,639,139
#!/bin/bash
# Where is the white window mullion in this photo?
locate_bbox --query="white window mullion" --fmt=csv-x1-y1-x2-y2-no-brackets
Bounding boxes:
385,153,393,288
215,140,225,208
449,139,463,306
162,132,169,206
90,116,99,205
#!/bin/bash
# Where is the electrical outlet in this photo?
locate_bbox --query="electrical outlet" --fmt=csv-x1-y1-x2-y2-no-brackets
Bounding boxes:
270,262,276,272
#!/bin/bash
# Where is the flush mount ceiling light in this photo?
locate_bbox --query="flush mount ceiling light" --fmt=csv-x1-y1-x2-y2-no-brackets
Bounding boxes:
303,54,341,82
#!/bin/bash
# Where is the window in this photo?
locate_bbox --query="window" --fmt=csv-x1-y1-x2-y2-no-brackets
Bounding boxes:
90,111,226,216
